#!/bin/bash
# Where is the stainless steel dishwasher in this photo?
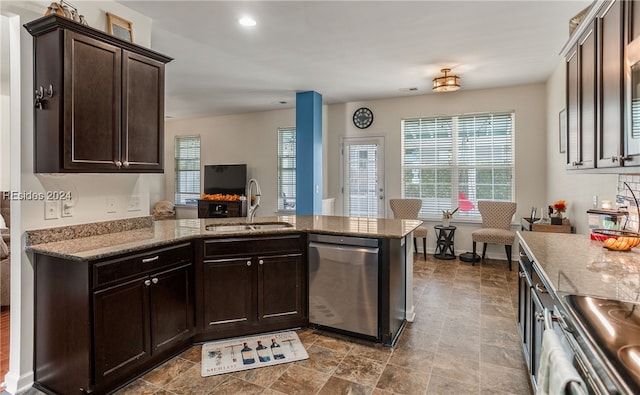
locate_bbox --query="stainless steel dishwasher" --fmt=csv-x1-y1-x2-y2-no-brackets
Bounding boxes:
308,234,379,338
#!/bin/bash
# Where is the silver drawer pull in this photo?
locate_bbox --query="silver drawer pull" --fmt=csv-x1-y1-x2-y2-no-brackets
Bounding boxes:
247,260,251,266
142,256,160,263
535,283,548,294
518,271,526,278
144,279,151,286
259,259,264,265
152,278,158,284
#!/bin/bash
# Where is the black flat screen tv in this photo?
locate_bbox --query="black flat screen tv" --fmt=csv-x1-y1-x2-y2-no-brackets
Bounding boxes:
203,164,247,196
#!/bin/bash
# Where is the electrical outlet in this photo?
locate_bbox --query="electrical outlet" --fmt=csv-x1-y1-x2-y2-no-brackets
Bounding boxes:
128,195,141,212
44,200,60,220
593,195,598,208
106,197,117,214
62,198,73,217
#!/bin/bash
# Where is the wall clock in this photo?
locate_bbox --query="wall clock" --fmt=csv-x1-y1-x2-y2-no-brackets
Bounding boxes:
353,107,374,129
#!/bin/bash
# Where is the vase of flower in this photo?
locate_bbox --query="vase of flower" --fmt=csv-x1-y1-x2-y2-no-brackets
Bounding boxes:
442,208,458,227
551,200,566,225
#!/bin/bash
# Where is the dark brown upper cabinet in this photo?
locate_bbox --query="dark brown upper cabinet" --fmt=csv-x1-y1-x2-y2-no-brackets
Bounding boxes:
565,20,597,170
597,0,624,168
24,15,172,173
562,0,640,172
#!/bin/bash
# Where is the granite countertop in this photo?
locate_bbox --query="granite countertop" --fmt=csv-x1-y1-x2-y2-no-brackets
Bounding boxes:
26,215,423,261
517,231,640,302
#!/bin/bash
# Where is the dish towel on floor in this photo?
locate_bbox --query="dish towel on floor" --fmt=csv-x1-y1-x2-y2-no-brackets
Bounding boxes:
537,328,587,395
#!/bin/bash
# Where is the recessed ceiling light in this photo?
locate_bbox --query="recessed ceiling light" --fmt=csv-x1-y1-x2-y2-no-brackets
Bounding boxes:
239,17,257,27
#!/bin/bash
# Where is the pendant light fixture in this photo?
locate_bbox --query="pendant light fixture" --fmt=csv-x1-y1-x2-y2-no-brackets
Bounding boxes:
432,68,460,93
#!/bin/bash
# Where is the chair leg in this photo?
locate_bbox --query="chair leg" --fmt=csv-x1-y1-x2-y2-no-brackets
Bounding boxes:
472,241,477,266
422,237,426,260
505,245,512,271
482,243,488,260
413,237,418,254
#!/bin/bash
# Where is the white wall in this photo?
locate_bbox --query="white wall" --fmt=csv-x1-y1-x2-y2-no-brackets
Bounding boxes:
545,61,618,234
0,94,8,191
1,1,161,393
165,83,549,258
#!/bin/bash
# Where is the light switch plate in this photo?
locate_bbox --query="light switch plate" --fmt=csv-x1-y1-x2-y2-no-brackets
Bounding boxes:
106,197,117,213
128,195,141,212
45,200,60,220
62,199,73,217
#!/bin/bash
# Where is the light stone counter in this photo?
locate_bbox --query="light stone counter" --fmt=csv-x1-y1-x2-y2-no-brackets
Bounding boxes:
26,215,422,261
518,231,640,302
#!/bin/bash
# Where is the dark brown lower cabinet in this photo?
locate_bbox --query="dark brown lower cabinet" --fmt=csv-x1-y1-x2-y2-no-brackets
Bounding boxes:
195,234,308,342
34,242,195,395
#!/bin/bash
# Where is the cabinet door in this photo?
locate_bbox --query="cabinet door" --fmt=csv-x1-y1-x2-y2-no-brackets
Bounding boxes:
257,253,306,324
566,46,579,169
202,257,254,332
122,51,165,172
598,0,625,168
149,264,194,353
517,267,531,370
579,21,597,169
63,31,121,171
93,277,150,382
626,1,640,160
530,291,545,389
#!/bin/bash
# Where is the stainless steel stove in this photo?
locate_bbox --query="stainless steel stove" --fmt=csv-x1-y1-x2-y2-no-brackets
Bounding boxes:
561,294,640,394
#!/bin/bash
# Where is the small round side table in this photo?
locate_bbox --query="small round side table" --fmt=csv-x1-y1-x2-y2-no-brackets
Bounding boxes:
434,225,456,260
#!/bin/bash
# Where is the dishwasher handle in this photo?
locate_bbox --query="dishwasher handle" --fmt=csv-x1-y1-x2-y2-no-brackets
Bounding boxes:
309,241,379,255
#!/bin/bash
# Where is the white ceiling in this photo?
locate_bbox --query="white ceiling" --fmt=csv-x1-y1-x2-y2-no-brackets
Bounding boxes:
119,1,591,119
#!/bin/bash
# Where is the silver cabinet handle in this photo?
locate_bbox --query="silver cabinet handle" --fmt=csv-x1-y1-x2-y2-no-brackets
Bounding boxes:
123,161,130,168
142,256,159,263
34,84,53,109
115,160,122,168
519,252,526,258
247,260,251,266
144,279,151,286
259,259,264,265
536,313,544,322
535,283,548,294
518,271,526,278
152,278,158,284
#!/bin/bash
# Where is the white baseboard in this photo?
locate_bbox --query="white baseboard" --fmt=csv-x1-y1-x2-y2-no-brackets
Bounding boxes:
3,370,34,395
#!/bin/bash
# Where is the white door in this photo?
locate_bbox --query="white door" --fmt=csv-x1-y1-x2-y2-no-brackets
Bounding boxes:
342,137,385,218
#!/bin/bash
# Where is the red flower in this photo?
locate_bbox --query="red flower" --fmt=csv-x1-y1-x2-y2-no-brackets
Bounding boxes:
553,200,567,213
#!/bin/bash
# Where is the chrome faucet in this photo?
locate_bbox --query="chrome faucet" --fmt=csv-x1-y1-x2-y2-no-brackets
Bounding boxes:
246,178,261,223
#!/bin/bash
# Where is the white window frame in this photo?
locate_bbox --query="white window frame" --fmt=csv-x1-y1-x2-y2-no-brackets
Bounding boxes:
174,135,201,206
401,112,515,220
277,127,296,212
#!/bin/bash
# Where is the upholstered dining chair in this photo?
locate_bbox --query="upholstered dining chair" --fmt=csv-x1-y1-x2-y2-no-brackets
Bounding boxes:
390,199,428,260
471,200,517,270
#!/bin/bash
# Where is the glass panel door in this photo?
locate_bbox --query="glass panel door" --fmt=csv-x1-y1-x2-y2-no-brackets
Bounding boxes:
343,137,385,218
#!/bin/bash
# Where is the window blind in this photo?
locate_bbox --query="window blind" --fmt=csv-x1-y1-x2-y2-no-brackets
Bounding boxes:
402,112,514,219
277,128,296,211
174,135,201,206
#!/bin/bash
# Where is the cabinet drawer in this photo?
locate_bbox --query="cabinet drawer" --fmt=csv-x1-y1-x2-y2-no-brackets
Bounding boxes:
93,242,192,288
203,235,303,258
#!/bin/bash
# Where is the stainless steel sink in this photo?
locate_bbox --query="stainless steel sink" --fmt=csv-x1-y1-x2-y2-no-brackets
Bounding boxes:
205,222,293,232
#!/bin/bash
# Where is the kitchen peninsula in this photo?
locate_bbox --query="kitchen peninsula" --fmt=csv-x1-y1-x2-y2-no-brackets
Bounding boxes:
26,215,420,395
518,231,640,393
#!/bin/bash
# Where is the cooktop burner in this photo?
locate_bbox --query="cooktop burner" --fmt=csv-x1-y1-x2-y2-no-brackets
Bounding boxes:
564,294,640,394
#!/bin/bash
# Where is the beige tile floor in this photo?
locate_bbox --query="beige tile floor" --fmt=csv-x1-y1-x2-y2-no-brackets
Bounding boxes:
25,254,533,395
